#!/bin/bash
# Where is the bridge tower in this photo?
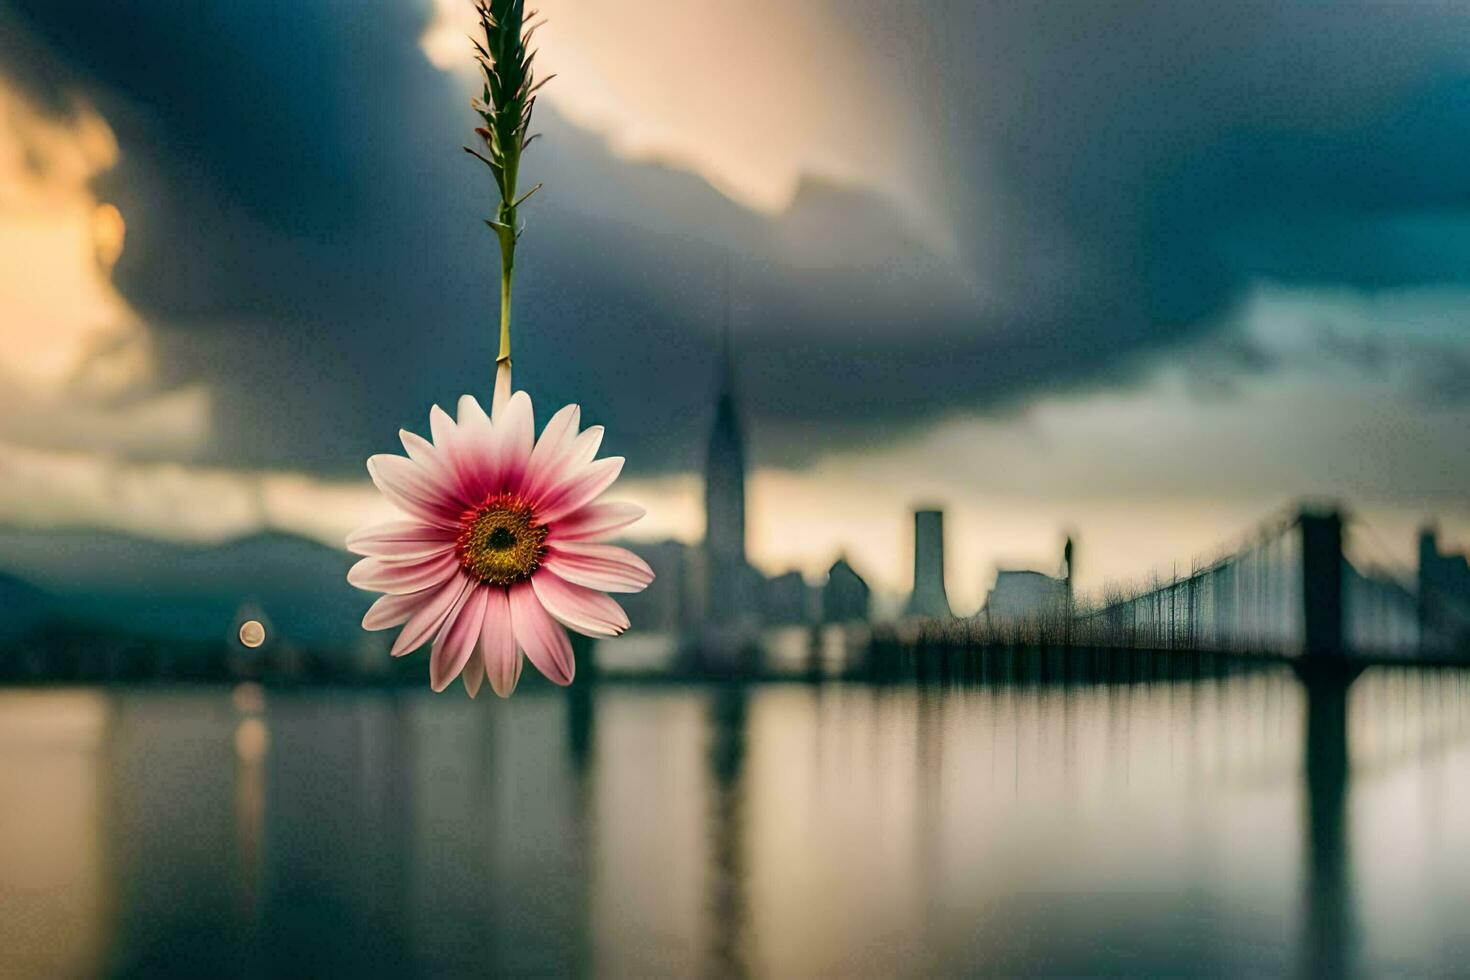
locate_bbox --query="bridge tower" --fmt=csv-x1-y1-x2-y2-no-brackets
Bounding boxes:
1295,507,1356,972
1299,508,1348,670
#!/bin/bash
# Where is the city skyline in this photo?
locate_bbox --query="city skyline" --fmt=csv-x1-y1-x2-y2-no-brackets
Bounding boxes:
5,6,1470,977
2,9,1470,980
1,1,1468,618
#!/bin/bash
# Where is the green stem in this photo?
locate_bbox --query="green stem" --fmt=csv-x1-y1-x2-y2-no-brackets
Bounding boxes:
497,156,518,374
471,0,542,390
498,236,514,369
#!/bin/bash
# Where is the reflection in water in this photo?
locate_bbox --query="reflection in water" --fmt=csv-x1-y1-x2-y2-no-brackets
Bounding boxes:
567,680,596,777
0,692,111,979
566,682,596,978
1,667,1469,976
705,687,749,978
232,715,267,930
1300,671,1356,979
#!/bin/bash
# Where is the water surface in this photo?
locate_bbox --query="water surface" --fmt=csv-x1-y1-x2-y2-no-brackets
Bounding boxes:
3,668,1469,977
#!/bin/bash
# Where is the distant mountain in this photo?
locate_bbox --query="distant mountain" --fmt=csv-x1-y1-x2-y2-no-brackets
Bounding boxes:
0,525,711,661
0,570,52,641
0,527,367,650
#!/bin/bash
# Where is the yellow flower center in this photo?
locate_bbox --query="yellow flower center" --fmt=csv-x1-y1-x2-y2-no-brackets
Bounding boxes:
456,494,549,585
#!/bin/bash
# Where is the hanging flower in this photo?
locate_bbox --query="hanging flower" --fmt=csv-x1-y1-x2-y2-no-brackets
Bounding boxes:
347,1,651,696
348,392,652,696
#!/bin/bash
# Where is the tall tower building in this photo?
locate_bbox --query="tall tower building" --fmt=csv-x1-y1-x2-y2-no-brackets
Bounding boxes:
704,327,749,623
906,507,952,618
1063,535,1076,611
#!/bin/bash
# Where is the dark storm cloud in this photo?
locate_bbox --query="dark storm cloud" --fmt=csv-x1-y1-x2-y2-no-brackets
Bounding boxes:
4,0,1470,476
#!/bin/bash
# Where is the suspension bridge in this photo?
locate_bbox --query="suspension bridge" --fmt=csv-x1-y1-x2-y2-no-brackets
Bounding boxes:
1078,506,1468,670
882,504,1469,675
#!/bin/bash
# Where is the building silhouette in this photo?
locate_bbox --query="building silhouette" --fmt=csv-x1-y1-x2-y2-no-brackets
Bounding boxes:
621,326,842,638
1063,534,1076,612
822,556,870,624
905,508,952,618
983,536,1075,624
703,326,759,624
616,538,702,632
760,571,813,624
984,570,1066,623
1419,525,1470,651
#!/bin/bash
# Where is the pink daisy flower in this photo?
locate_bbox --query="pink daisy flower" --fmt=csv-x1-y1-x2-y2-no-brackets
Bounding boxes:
346,391,653,697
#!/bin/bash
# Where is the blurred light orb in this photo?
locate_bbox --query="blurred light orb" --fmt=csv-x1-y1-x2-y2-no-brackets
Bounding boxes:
92,202,125,269
239,620,266,648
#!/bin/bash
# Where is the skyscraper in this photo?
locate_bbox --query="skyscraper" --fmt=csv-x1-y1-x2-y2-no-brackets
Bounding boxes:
906,507,952,618
704,327,751,623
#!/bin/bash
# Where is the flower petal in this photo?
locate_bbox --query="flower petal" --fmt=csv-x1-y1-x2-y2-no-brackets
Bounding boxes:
480,587,522,697
398,428,437,467
543,542,654,593
523,404,581,498
432,403,494,507
461,647,485,698
567,425,604,468
537,456,625,524
391,574,473,657
457,393,491,431
492,390,535,493
398,415,460,499
361,589,432,631
455,396,493,480
346,520,455,559
430,584,488,692
532,570,629,637
547,501,645,543
429,403,457,449
367,454,460,528
508,581,575,685
347,551,459,595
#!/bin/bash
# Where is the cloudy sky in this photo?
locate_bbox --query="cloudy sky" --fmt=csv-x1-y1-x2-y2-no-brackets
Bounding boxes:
1,0,1468,610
